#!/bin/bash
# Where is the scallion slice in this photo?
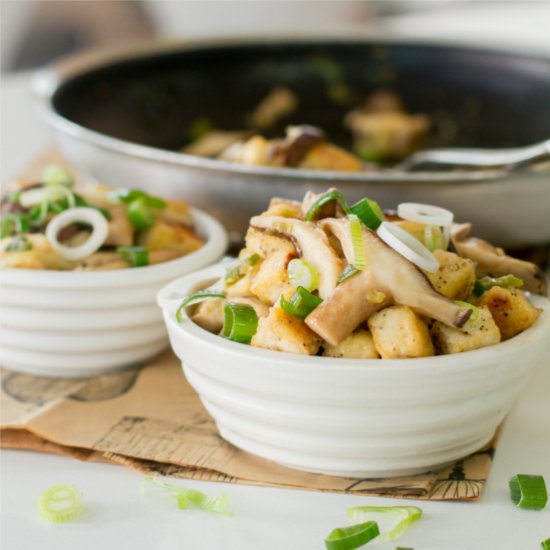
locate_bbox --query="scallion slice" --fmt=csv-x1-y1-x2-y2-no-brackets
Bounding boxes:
222,302,258,344
141,477,231,515
349,215,366,270
509,474,547,510
0,213,30,238
42,165,74,187
36,484,84,523
474,274,525,297
350,198,384,230
4,235,32,252
127,197,155,230
287,258,319,291
117,246,149,268
114,189,166,209
338,264,359,285
541,538,550,550
176,290,226,322
424,225,447,252
347,506,422,542
325,521,380,550
304,189,351,221
280,286,323,318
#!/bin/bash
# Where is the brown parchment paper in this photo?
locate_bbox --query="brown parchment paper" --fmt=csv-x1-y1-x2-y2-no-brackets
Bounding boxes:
0,351,496,501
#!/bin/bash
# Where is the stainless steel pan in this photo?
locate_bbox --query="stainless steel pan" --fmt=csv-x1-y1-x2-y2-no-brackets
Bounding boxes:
33,38,550,247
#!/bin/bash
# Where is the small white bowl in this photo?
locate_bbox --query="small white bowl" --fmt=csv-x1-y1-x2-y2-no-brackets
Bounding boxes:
158,262,550,478
0,208,227,378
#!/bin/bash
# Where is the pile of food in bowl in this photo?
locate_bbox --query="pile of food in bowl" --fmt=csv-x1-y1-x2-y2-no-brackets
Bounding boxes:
0,165,203,270
0,165,228,377
180,188,547,358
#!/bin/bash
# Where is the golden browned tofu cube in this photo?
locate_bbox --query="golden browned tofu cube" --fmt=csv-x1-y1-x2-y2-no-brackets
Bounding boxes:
244,227,296,257
192,298,225,333
393,220,426,244
367,305,435,358
426,250,476,301
137,220,203,255
0,234,67,270
251,289,321,355
298,142,363,172
431,305,501,354
159,198,193,226
477,287,540,340
323,329,380,359
250,249,294,305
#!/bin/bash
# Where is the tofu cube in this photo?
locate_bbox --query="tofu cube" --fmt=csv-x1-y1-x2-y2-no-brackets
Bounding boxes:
323,329,380,359
477,287,540,340
431,305,501,354
426,250,476,300
367,305,435,358
251,289,320,355
137,220,203,254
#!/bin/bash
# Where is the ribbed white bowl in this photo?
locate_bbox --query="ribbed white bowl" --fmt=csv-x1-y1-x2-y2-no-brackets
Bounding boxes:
158,263,550,478
0,209,227,377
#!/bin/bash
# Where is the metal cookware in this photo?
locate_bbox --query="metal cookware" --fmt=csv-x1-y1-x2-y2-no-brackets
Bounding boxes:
33,38,550,247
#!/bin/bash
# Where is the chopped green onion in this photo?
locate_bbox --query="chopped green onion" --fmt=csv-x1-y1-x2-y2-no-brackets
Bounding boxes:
325,521,380,550
396,547,414,550
280,286,323,318
304,189,351,221
188,117,214,142
141,476,231,515
287,258,319,291
541,538,550,550
7,190,21,204
350,198,384,230
127,197,155,230
114,189,166,210
454,301,479,321
225,254,261,287
424,225,447,252
347,506,422,542
244,253,260,266
474,275,525,297
176,290,226,322
349,215,366,270
117,246,149,268
4,235,32,252
0,213,30,238
42,165,74,187
222,302,258,344
36,484,84,523
509,474,547,510
338,264,360,285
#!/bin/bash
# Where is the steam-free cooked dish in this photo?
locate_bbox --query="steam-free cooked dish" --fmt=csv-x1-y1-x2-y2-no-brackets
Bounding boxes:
0,166,203,270
182,189,546,358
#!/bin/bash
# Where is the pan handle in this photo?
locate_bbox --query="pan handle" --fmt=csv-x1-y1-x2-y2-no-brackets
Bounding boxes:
398,139,550,172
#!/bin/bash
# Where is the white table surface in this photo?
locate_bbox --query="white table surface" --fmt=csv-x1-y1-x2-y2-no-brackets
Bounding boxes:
1,73,549,550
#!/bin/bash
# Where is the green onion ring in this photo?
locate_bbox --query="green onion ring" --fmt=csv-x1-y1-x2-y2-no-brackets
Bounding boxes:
36,484,84,523
509,474,547,509
349,197,384,230
176,290,226,323
222,302,258,344
117,246,149,268
325,521,380,550
347,505,422,542
127,197,155,230
338,264,360,285
0,213,30,238
304,190,351,221
541,538,550,550
280,286,323,319
287,258,319,291
348,215,366,270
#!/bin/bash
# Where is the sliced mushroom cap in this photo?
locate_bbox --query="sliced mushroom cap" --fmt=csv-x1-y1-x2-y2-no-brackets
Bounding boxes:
249,215,344,299
306,218,471,345
271,125,325,167
451,224,548,296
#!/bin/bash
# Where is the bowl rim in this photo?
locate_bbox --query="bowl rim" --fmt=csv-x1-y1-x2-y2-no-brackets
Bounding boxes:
31,35,550,186
158,261,550,373
0,207,228,288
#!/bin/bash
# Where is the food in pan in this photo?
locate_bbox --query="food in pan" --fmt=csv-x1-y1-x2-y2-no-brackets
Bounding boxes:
0,166,203,270
182,189,546,358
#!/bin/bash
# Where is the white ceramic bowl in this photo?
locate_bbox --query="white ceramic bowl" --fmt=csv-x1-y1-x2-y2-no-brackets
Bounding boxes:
0,209,227,378
158,262,550,478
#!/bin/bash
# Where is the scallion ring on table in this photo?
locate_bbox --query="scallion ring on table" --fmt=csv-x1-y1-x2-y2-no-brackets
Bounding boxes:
117,246,149,268
509,474,547,510
45,207,109,262
36,484,84,523
347,505,422,542
222,302,258,344
287,258,319,291
397,202,454,227
175,290,227,323
377,221,439,273
325,521,380,550
280,286,323,318
349,215,366,270
541,538,550,550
